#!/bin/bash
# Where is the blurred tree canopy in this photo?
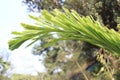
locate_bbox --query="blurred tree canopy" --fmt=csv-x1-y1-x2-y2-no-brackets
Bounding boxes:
0,58,10,80
12,0,120,80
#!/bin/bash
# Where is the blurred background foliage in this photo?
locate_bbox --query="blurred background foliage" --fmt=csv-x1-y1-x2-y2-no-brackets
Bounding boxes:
0,49,10,80
0,58,10,80
3,0,120,80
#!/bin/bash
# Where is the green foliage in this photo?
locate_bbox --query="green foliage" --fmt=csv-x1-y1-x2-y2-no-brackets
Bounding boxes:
9,8,120,57
8,7,120,79
18,0,120,80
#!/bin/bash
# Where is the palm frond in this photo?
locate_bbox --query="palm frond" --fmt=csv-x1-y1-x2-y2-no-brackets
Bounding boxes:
8,8,120,56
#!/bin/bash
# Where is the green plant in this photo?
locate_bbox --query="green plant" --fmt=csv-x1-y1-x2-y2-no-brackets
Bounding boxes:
9,8,120,57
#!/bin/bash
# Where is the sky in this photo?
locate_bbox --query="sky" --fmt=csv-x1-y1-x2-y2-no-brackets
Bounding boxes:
0,0,45,76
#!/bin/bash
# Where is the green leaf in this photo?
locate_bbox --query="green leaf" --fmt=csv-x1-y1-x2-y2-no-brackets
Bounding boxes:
8,8,120,57
21,23,42,30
